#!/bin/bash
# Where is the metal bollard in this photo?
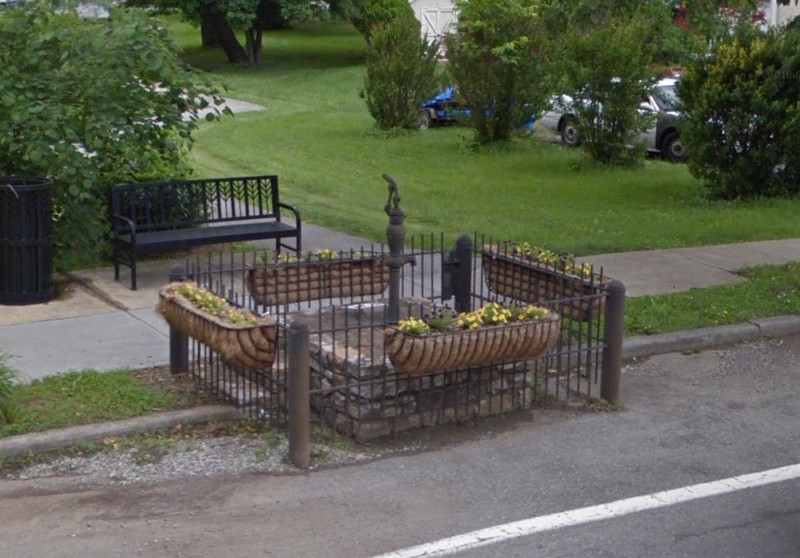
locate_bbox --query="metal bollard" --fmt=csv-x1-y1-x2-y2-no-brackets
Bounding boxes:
288,322,310,470
452,235,473,313
168,263,189,374
601,279,625,403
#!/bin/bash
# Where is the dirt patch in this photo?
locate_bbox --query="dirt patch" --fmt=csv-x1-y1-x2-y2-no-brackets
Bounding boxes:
52,276,76,301
129,366,219,409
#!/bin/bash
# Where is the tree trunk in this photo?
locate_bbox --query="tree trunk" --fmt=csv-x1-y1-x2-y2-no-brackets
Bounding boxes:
253,29,263,66
245,28,264,66
205,7,248,63
200,13,220,47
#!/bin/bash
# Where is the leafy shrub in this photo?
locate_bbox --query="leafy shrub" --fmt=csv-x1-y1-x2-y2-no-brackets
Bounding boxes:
446,0,549,144
349,0,416,43
679,24,800,199
0,3,225,269
555,10,661,166
361,17,441,130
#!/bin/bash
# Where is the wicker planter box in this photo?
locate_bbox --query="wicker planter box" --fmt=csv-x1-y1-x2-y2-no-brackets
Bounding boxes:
482,244,607,322
157,283,277,370
384,312,561,376
245,255,390,306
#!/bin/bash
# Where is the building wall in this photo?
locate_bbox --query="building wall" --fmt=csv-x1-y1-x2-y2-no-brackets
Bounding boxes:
409,0,457,42
779,3,800,25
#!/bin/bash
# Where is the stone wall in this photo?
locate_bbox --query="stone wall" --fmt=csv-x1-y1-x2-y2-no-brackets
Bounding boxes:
286,301,546,442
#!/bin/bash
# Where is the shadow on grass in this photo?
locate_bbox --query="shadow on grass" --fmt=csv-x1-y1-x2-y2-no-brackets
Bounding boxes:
180,22,365,72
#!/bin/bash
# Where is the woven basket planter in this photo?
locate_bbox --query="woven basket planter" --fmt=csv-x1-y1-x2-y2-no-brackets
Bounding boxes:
157,283,277,370
481,244,607,322
245,255,390,306
384,312,561,376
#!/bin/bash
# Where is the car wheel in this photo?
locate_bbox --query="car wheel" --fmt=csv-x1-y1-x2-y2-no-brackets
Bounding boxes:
418,110,433,130
661,132,687,162
560,117,580,147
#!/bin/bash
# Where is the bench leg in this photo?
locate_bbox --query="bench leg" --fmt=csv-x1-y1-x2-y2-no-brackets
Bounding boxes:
130,253,137,291
113,244,120,282
277,234,302,256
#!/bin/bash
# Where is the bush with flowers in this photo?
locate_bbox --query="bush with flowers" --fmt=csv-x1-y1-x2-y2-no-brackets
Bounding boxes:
397,302,551,335
510,241,593,279
254,248,369,265
173,283,256,326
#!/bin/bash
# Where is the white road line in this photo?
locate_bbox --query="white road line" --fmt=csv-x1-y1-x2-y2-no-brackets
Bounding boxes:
370,463,800,558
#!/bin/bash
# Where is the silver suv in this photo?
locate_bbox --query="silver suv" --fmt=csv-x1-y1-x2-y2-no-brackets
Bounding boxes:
539,77,687,162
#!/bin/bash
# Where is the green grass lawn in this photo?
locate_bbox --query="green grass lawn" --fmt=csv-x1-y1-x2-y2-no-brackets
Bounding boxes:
169,19,800,256
626,262,800,334
0,367,207,438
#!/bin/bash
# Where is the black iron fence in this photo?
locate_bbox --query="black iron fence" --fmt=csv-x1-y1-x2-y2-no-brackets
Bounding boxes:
167,231,620,443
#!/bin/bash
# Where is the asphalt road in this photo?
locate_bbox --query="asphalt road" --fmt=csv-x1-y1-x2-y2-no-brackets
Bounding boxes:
1,335,799,558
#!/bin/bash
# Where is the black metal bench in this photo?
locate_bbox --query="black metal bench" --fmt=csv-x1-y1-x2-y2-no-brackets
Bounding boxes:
110,175,302,290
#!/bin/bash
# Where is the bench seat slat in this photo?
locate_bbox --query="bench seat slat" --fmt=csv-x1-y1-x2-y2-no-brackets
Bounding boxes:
118,222,297,251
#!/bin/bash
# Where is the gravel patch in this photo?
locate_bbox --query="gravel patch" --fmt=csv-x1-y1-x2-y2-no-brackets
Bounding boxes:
8,436,376,486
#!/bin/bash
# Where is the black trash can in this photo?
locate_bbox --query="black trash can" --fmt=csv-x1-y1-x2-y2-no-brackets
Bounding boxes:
0,177,54,305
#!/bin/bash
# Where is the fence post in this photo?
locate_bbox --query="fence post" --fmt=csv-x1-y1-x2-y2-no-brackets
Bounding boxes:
452,235,473,313
601,279,625,403
288,322,310,470
168,263,189,375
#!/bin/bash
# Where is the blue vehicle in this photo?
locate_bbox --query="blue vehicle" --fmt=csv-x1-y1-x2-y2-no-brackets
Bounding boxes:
419,87,536,131
418,87,470,128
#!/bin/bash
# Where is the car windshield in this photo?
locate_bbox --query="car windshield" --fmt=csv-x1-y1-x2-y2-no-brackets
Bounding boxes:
653,84,679,111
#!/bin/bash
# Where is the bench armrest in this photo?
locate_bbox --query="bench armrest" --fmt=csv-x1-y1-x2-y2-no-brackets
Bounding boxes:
111,213,138,243
278,202,302,230
278,201,302,252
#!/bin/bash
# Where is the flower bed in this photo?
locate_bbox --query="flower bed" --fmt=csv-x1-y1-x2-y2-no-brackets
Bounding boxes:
481,242,608,321
384,302,561,376
245,250,389,306
157,282,277,370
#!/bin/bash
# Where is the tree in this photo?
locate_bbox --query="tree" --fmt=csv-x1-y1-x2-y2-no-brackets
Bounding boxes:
446,0,550,144
542,0,763,64
348,0,416,43
677,0,762,38
361,17,441,129
0,2,225,269
679,23,800,198
175,0,314,65
553,9,663,166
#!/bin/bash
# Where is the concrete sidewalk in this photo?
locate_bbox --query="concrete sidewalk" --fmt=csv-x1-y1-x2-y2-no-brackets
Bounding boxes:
584,238,800,296
0,223,389,380
1,231,799,381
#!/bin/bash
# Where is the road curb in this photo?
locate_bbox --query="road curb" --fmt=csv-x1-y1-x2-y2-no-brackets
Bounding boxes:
0,405,242,457
623,314,800,360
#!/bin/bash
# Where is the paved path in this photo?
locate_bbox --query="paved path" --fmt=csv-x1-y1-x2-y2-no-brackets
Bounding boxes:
189,96,265,121
585,238,800,296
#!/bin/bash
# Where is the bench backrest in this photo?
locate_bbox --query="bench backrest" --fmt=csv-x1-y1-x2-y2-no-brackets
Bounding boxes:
110,175,282,232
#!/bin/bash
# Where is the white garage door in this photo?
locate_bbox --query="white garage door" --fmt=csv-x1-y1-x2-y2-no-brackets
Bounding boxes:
420,8,456,40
